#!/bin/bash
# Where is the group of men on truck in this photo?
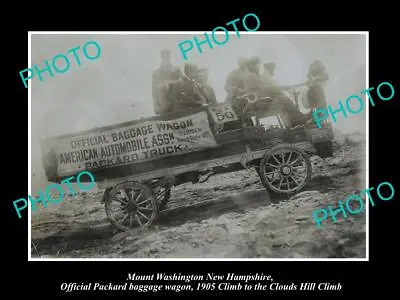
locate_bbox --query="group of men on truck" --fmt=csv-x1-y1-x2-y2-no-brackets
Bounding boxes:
151,49,329,128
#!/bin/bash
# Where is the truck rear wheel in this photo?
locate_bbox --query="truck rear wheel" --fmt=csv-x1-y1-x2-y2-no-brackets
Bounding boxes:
104,181,158,232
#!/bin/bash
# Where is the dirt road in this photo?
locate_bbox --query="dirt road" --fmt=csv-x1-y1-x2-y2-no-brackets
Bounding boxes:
31,134,366,258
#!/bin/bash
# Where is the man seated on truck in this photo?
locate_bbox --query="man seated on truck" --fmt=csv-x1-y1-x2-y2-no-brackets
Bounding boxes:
224,57,249,107
263,62,276,80
303,60,329,121
245,57,307,128
167,63,209,113
195,68,217,105
151,49,182,115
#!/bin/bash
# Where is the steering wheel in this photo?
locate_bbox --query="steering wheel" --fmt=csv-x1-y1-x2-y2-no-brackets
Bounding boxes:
238,92,273,104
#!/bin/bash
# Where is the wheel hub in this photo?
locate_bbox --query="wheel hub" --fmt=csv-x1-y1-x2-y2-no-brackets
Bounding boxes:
126,202,137,213
280,165,292,176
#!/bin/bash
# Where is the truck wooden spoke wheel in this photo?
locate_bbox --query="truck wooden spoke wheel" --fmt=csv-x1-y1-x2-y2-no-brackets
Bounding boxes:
259,145,311,194
104,181,158,231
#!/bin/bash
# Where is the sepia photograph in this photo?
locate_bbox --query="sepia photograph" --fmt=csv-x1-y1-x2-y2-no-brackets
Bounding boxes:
29,32,368,260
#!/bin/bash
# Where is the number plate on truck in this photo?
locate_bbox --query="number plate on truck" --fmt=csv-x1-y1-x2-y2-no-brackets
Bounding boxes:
208,104,239,124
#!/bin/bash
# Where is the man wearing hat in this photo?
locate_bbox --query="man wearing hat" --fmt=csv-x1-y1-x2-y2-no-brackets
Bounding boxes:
225,56,262,115
244,56,263,89
263,62,276,81
151,50,182,115
167,62,208,113
303,60,329,119
224,57,249,107
196,68,217,105
245,57,307,127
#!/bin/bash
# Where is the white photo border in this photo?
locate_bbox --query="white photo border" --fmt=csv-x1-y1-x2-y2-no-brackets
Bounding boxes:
28,31,369,262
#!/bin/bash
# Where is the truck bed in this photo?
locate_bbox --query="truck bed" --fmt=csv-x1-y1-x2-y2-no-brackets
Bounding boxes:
41,105,328,184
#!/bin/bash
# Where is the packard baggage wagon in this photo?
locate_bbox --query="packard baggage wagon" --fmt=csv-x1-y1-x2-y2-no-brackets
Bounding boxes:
41,89,334,232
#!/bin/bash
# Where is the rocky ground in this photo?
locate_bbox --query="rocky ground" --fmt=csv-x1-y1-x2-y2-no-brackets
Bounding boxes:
31,132,366,259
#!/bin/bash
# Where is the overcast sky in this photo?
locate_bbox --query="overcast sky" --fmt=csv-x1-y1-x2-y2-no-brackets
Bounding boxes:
31,33,367,186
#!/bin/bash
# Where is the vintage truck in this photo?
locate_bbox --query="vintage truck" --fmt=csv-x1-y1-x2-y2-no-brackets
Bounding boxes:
41,88,334,232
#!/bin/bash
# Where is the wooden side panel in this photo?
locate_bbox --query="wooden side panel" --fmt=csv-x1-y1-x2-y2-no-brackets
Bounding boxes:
41,106,249,183
40,103,328,184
